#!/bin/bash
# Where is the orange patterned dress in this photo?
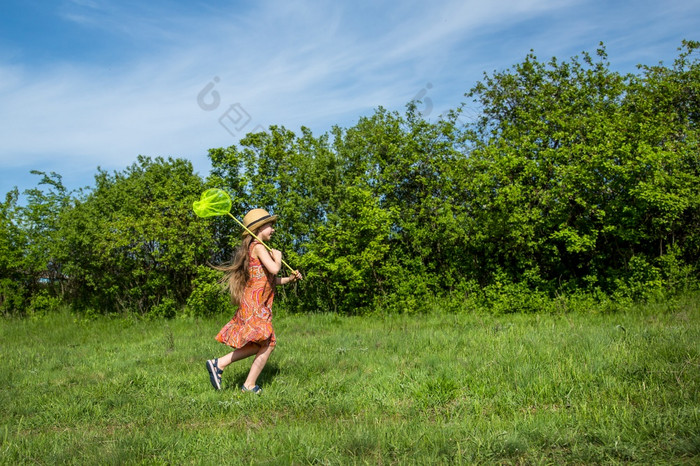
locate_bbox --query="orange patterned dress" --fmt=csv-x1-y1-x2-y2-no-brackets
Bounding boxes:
215,241,277,348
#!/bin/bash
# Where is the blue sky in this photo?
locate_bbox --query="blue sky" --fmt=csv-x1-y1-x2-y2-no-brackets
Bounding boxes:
1,0,698,199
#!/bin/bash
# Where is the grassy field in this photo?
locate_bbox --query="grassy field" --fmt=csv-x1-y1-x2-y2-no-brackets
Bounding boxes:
1,295,698,465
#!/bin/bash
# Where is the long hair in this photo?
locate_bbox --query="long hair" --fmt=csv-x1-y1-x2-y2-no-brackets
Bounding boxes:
214,235,255,306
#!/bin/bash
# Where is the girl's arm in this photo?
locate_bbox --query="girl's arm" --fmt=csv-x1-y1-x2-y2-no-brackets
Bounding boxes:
276,270,303,285
253,244,281,276
253,243,303,284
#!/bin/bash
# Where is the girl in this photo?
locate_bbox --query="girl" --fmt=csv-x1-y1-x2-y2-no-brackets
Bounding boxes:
206,208,302,393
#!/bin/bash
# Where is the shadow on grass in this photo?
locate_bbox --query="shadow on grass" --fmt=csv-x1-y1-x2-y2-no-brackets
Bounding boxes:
226,360,281,391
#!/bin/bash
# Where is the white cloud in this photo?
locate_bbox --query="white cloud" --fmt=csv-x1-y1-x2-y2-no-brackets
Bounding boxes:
1,0,698,196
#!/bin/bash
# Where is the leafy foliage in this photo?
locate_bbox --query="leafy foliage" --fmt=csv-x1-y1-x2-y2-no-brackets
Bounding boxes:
55,156,214,314
462,42,700,293
0,172,69,315
185,265,230,317
1,41,698,315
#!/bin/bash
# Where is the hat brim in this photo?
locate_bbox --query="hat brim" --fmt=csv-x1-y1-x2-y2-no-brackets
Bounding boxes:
242,215,278,236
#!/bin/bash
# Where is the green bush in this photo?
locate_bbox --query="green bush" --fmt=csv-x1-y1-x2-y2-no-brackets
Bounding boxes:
28,289,62,317
0,278,27,316
481,274,552,314
184,266,230,317
2,42,698,316
657,245,697,294
56,156,213,314
148,297,178,319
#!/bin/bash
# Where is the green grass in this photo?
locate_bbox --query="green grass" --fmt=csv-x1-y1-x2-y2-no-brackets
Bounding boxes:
1,295,698,465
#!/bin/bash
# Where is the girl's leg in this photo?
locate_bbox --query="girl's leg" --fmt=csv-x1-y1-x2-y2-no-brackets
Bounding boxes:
217,342,260,370
242,343,274,390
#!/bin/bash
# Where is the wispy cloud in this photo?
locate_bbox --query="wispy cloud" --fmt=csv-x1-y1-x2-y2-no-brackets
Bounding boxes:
1,0,698,195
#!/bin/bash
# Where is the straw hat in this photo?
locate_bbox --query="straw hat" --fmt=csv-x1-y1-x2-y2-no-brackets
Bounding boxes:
241,208,278,236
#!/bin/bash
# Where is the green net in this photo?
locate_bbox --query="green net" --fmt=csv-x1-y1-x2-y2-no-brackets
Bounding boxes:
192,188,299,274
192,188,232,218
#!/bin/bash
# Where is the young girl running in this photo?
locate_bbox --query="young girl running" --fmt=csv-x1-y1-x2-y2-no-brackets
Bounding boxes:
206,208,302,393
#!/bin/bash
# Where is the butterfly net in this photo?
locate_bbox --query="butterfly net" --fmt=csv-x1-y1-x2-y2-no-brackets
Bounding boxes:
192,188,232,218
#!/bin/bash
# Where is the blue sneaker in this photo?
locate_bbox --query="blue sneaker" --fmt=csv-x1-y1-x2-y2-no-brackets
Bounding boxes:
206,358,222,390
241,384,262,394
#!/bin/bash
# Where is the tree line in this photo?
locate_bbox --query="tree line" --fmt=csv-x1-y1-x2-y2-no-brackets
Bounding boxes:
1,41,698,316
